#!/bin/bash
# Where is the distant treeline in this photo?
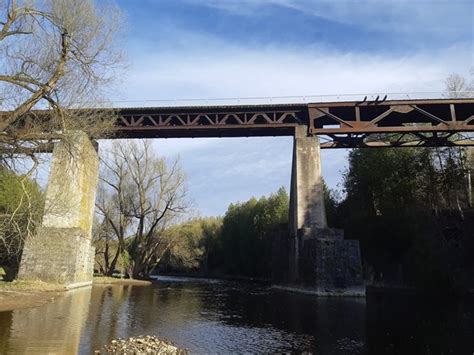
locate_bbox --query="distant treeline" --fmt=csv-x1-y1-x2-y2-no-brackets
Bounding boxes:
160,146,474,294
159,187,289,279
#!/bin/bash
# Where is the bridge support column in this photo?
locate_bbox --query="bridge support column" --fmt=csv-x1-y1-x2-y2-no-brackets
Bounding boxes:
288,126,364,295
288,126,326,282
18,132,98,287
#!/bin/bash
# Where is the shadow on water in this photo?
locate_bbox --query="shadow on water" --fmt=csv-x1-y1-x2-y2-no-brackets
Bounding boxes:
366,292,474,355
0,277,473,354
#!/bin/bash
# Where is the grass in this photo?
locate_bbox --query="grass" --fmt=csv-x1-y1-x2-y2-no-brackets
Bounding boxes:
0,280,66,292
93,276,152,286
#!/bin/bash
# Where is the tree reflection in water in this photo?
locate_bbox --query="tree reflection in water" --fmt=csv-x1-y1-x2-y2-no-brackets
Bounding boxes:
0,278,473,354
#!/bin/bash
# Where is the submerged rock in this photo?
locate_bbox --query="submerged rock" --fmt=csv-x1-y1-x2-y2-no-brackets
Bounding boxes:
98,335,188,354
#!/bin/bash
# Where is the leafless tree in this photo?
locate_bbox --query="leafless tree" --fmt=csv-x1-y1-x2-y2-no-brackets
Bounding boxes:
445,71,474,98
95,140,188,279
0,0,123,168
0,0,124,276
443,71,474,211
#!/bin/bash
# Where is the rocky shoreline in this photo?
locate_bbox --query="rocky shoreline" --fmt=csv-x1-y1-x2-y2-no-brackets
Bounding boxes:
97,336,188,354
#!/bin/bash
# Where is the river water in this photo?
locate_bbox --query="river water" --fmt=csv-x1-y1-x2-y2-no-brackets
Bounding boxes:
0,276,473,354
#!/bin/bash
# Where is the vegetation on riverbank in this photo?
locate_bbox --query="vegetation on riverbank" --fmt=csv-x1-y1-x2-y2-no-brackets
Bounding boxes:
93,276,152,286
0,170,44,281
157,146,474,295
157,187,289,279
0,280,65,292
330,147,474,295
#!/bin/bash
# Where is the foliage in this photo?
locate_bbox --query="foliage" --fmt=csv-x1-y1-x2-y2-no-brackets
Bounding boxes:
334,147,473,292
160,217,223,272
217,187,289,278
157,187,289,279
0,168,43,279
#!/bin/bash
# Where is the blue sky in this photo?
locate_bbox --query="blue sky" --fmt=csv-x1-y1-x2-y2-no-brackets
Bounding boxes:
105,0,473,216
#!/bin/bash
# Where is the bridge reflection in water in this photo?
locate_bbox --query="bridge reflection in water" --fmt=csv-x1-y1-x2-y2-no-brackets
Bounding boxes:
0,278,473,354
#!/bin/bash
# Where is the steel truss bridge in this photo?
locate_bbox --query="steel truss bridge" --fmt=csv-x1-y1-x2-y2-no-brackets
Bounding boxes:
116,98,474,148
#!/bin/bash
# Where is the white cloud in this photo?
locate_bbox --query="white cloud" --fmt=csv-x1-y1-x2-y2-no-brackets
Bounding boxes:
115,37,471,106
108,27,471,216
183,0,472,37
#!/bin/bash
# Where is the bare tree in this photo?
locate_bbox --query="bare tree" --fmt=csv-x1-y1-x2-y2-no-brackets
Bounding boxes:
444,71,474,212
0,0,124,278
0,0,123,165
445,71,474,98
96,140,188,279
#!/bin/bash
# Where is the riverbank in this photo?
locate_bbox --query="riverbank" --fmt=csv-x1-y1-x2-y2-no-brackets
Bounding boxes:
272,284,366,297
93,276,152,286
0,277,152,312
0,281,64,312
154,271,270,283
99,336,188,354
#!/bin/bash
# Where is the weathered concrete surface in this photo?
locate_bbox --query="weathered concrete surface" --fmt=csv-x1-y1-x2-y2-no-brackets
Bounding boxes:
289,125,327,234
288,126,327,281
41,132,98,234
18,132,99,286
300,230,364,295
286,126,364,295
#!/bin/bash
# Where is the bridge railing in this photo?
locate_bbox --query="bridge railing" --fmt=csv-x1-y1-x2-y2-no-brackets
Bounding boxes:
102,91,474,108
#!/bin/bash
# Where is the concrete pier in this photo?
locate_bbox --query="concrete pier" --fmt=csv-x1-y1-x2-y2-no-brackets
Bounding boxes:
18,132,98,287
288,126,327,281
288,126,364,294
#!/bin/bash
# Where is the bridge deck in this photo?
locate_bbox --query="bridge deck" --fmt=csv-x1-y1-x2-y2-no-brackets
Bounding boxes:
116,98,474,148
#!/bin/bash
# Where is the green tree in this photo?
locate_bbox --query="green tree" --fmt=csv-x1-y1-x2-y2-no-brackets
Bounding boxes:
219,187,289,278
159,217,223,273
0,168,43,280
338,147,472,292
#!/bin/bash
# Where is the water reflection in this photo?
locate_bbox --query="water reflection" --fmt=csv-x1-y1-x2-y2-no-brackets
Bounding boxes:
366,293,474,355
0,287,91,354
0,278,473,354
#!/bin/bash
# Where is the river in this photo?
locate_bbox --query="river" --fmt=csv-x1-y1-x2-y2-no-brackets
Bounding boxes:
0,276,473,354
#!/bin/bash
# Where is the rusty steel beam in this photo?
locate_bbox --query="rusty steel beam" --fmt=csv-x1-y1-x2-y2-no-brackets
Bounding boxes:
116,104,307,138
308,98,474,148
1,98,473,148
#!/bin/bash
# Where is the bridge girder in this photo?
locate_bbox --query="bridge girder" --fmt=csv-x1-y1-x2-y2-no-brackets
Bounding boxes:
2,98,474,149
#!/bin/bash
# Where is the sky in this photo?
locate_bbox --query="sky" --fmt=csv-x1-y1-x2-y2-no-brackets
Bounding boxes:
104,0,473,216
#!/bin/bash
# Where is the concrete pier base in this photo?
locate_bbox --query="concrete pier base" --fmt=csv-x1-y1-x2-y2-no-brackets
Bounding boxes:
300,229,364,294
287,126,364,295
18,132,98,287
